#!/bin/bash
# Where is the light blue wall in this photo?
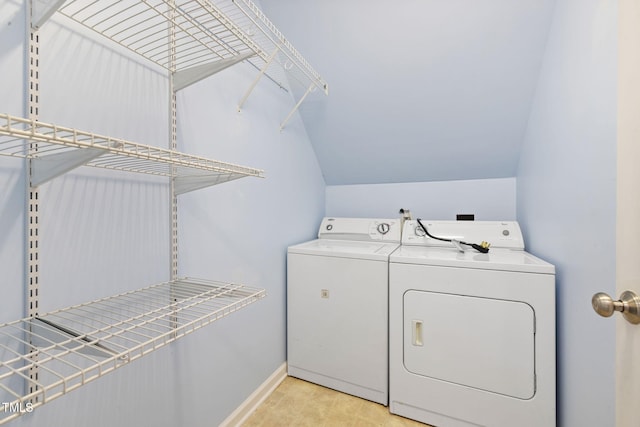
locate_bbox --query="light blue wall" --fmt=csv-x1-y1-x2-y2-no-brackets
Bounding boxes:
517,0,617,426
0,1,324,426
0,0,25,324
326,178,516,221
260,0,556,185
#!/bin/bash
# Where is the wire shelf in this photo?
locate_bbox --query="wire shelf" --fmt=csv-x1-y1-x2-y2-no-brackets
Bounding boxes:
54,0,258,73
45,0,327,95
0,113,264,188
0,277,266,424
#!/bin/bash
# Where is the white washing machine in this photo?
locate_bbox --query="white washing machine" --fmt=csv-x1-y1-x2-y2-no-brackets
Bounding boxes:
389,220,555,427
287,217,401,405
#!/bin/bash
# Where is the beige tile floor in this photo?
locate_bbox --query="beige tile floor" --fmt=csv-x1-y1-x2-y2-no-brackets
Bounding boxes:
242,376,431,427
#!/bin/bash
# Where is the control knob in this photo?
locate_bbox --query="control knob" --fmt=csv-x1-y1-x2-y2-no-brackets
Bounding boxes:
377,223,390,235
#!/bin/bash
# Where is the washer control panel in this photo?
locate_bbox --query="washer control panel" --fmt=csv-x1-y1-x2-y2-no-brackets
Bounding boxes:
318,217,401,242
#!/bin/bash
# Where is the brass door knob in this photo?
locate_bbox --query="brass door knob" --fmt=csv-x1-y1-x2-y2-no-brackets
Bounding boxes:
592,291,640,324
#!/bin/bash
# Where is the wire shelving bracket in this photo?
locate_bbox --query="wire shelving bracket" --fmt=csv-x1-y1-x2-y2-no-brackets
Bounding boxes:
230,0,329,129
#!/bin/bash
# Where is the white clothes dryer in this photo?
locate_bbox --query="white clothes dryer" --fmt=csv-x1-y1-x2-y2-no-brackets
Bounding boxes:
287,217,401,405
389,220,555,427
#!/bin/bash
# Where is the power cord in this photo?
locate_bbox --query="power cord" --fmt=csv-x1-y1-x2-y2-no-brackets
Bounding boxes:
416,218,491,253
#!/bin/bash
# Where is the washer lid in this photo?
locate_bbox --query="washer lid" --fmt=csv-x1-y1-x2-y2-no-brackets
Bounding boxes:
390,246,555,274
288,239,400,261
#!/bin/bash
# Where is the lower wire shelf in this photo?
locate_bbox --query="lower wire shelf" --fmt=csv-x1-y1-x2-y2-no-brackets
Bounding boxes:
0,277,266,424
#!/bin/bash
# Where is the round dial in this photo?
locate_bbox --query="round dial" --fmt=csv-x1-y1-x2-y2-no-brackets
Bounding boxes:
414,225,426,237
377,223,390,235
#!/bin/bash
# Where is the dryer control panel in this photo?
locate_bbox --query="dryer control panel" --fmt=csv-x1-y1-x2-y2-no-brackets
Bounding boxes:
318,217,401,242
402,220,525,249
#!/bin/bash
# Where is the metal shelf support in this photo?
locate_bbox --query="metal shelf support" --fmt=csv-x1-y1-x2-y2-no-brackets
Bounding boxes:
31,0,66,29
280,83,315,131
26,5,42,403
232,0,329,95
174,52,255,92
238,47,279,111
174,174,245,195
30,148,104,187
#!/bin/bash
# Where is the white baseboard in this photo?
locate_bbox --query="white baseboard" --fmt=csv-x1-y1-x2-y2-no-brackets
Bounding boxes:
220,362,288,427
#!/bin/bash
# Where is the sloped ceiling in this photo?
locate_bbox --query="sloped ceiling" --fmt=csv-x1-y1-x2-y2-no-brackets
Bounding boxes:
260,0,557,185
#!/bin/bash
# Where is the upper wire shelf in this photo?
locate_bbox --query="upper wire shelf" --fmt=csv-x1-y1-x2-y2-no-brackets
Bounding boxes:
0,113,264,191
34,0,328,96
51,0,255,74
0,277,266,425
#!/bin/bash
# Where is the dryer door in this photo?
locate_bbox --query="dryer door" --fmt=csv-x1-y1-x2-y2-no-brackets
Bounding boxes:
404,291,535,399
